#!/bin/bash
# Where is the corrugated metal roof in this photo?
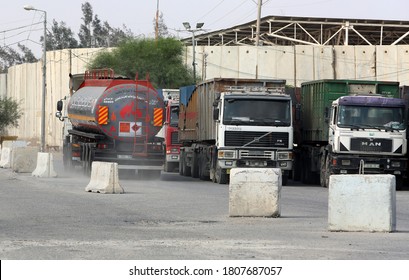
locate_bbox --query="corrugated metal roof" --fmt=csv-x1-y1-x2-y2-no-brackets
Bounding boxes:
182,15,409,46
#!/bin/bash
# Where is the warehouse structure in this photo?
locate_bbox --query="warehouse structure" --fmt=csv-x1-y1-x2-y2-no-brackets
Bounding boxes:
182,15,409,86
2,15,409,148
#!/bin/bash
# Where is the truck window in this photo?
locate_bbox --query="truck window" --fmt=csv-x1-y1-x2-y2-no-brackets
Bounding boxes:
338,105,405,130
223,98,291,126
170,106,179,127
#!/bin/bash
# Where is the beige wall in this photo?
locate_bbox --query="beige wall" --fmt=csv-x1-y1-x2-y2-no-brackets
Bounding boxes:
187,45,409,87
6,45,409,149
6,48,102,147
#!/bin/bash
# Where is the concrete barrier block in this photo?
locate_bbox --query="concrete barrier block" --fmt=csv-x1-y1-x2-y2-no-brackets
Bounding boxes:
32,152,58,178
11,147,39,173
229,168,281,217
85,161,124,194
0,147,12,168
328,175,396,232
2,140,28,148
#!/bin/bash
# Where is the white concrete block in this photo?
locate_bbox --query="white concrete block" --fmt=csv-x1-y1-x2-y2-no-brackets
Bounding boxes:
11,147,39,173
328,175,396,232
1,140,27,148
0,147,12,168
85,161,124,194
229,168,281,217
31,152,58,178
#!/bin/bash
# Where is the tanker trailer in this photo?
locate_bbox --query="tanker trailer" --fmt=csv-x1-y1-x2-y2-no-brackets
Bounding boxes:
55,69,165,178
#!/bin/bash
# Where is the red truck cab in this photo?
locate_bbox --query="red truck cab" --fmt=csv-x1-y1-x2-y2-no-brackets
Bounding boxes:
163,89,181,172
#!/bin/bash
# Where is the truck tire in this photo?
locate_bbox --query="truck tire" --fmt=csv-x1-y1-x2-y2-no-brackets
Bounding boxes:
396,176,403,190
164,161,171,172
191,151,199,178
182,153,191,177
62,142,73,171
216,167,228,184
320,154,327,188
179,153,184,175
198,152,209,181
282,173,288,186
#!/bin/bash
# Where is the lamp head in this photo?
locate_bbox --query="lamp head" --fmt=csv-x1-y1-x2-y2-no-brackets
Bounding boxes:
183,22,191,30
196,23,204,29
23,5,35,10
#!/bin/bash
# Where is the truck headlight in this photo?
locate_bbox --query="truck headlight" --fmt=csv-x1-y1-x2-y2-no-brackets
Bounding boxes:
277,151,292,160
218,150,237,159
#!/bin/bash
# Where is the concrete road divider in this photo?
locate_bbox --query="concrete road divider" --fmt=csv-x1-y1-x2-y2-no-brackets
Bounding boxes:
85,161,124,194
0,147,12,168
229,168,281,217
32,152,58,178
328,174,396,232
11,147,39,173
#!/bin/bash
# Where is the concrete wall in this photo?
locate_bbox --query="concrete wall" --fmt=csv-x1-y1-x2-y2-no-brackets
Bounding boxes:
6,48,102,147
0,74,7,97
189,45,409,87
6,45,409,149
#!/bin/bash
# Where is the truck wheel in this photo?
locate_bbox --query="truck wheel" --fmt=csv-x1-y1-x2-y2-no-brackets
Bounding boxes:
183,154,191,177
199,153,209,180
191,151,199,178
179,154,184,175
63,143,73,171
396,176,403,190
216,167,228,184
282,173,288,186
320,154,326,188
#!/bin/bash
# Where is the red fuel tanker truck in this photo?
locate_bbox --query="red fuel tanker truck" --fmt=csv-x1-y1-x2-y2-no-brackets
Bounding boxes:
55,69,165,177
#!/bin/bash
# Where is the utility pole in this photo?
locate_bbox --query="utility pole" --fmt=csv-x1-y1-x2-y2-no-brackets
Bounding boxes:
24,5,47,152
183,22,204,83
255,0,262,46
155,0,160,40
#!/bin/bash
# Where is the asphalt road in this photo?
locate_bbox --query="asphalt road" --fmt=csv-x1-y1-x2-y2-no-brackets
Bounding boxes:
0,154,409,260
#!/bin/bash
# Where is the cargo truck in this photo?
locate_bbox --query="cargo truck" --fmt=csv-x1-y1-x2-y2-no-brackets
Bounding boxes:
178,78,293,185
294,79,407,188
55,69,165,177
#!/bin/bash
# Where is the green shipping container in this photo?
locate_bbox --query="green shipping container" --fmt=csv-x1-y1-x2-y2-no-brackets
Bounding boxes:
300,79,400,143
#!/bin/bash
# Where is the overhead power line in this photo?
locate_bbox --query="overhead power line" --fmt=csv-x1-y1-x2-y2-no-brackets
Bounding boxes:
0,22,42,34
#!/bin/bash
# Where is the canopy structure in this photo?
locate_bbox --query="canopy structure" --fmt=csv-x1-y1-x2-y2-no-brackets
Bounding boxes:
182,15,409,47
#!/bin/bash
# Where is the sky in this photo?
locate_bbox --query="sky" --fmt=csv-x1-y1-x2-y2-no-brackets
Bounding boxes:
1,0,408,57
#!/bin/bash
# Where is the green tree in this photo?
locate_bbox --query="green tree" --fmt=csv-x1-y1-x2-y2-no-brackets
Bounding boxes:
41,20,78,50
90,38,194,88
0,45,37,73
78,1,93,47
153,12,170,38
0,97,23,134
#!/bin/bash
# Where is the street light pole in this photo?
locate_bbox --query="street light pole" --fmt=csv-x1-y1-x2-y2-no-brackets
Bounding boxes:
24,5,47,152
183,22,204,83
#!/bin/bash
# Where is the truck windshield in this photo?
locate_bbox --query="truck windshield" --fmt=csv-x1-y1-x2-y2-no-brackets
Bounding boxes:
338,105,406,130
170,105,179,127
223,98,291,126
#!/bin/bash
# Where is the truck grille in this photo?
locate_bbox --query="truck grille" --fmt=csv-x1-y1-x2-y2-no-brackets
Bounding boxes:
171,131,180,145
350,138,392,152
225,131,289,148
240,150,274,159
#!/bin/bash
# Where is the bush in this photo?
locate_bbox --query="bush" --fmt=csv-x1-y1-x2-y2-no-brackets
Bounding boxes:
0,97,22,134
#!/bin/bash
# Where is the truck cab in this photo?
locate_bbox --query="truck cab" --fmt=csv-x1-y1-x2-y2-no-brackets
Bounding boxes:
162,89,181,172
212,86,293,184
327,95,407,182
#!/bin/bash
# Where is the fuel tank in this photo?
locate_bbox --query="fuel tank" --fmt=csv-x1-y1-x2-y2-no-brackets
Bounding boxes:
67,70,164,142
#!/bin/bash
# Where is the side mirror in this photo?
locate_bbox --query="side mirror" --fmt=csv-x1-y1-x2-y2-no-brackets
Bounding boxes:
295,104,301,121
324,107,329,123
57,100,63,112
213,108,219,121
